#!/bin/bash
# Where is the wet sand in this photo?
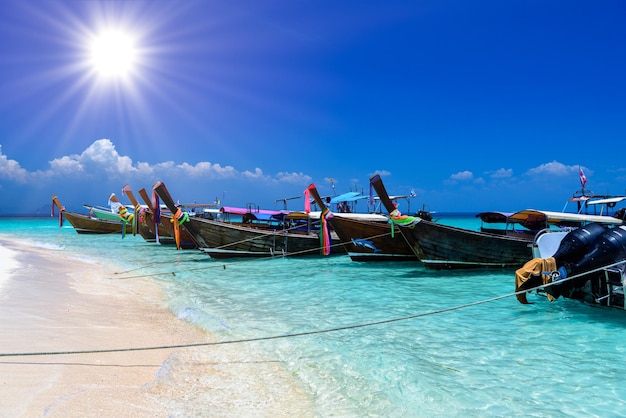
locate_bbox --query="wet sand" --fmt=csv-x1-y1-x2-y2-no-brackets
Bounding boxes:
0,238,313,417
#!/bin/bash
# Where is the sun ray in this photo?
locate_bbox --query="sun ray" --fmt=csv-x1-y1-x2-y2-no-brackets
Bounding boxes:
4,0,264,161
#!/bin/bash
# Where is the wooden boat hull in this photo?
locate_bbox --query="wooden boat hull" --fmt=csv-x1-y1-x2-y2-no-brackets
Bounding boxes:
329,216,420,262
403,219,533,269
62,211,133,234
137,210,159,242
131,208,159,242
183,217,342,258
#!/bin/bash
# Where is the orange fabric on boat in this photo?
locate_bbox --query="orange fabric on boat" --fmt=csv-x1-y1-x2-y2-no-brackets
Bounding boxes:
515,257,557,303
170,209,189,250
173,208,182,250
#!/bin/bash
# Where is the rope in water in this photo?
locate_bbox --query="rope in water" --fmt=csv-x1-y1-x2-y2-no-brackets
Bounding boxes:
113,256,208,275
2,260,624,358
203,219,417,259
112,229,397,280
114,219,322,274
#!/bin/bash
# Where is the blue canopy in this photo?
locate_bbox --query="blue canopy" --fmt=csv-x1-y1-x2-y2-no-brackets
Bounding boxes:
329,192,368,204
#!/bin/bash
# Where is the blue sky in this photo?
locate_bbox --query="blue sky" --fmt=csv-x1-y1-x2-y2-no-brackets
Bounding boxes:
1,0,624,215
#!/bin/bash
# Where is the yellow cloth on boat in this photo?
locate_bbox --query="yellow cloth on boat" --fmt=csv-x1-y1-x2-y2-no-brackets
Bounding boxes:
515,257,557,304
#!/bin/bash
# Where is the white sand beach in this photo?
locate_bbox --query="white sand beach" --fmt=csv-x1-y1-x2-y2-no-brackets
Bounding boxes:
0,238,313,417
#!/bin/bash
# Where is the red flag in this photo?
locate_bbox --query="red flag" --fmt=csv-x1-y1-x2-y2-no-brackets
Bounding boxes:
579,167,587,188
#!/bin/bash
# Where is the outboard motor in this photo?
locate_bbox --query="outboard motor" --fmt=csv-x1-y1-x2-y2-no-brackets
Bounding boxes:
551,222,608,266
550,226,626,299
560,226,626,277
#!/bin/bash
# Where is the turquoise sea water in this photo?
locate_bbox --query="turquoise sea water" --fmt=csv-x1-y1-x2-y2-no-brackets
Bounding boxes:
2,216,626,417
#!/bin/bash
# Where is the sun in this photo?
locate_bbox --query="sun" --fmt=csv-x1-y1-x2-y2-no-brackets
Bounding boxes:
89,30,137,79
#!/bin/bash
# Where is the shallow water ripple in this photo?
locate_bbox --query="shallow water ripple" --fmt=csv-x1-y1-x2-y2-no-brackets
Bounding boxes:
4,217,626,416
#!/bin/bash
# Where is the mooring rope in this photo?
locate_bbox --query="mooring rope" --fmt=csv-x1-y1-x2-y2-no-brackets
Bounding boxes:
3,260,624,358
536,259,626,289
0,289,522,358
112,229,397,280
112,210,420,276
113,256,209,275
111,223,324,277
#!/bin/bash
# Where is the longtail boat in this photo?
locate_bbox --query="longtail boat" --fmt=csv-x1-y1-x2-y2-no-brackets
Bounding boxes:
153,181,343,258
51,195,133,235
304,183,420,261
370,175,623,270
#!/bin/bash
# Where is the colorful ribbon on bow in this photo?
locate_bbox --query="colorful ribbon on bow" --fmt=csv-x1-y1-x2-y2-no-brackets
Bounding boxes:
389,209,421,228
320,208,333,255
117,205,135,238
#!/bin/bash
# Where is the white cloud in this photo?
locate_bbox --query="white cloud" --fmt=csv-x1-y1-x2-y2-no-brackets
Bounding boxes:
0,145,29,183
7,139,313,186
47,138,136,176
450,170,473,181
242,168,266,179
276,171,312,184
490,168,513,179
135,161,155,175
177,161,238,178
49,155,84,173
526,161,588,177
152,161,176,171
371,169,391,177
82,138,136,173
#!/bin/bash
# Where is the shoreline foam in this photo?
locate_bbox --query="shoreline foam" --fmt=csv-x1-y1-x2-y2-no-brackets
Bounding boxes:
0,243,20,292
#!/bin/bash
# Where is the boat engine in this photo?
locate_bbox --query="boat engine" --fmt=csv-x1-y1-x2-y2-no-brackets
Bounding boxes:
550,225,626,300
560,226,626,276
551,222,607,266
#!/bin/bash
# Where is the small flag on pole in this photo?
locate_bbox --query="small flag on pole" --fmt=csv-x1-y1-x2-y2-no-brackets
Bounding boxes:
579,167,587,188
